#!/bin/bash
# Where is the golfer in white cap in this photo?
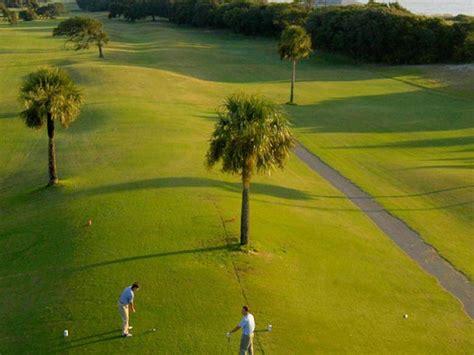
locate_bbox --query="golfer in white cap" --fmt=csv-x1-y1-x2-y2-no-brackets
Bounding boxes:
227,306,255,355
118,282,139,337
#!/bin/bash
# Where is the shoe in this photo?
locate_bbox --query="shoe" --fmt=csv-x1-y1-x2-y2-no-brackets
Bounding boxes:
122,333,133,337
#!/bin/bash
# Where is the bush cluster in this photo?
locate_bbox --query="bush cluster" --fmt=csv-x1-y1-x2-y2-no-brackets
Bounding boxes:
36,2,65,18
76,0,110,12
306,5,474,63
1,0,65,22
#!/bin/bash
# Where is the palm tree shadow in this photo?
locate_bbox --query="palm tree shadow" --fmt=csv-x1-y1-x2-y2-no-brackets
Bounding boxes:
0,111,17,120
78,177,314,201
1,244,239,281
71,244,233,274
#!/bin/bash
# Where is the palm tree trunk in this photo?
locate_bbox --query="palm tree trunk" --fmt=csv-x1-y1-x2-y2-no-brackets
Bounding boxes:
240,174,250,245
47,114,58,186
98,44,104,58
290,59,296,104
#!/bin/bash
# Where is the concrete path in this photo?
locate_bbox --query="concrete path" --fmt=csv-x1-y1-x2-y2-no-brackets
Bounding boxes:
294,143,474,319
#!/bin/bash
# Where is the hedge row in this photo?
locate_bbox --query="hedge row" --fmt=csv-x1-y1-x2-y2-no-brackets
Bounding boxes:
75,0,474,64
307,6,474,63
168,1,309,36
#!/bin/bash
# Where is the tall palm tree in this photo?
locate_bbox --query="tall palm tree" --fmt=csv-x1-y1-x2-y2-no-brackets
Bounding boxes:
278,25,313,104
19,67,83,186
206,93,294,245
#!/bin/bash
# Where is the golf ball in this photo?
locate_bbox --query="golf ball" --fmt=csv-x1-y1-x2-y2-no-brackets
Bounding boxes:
403,314,408,319
267,324,272,332
64,330,69,337
152,328,156,332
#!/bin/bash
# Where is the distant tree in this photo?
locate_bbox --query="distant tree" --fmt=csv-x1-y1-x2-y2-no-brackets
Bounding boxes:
0,3,18,24
278,25,312,104
19,8,37,21
107,0,149,21
19,67,83,186
8,9,17,23
108,0,126,18
76,0,110,12
206,93,294,245
192,0,218,27
36,3,65,18
25,0,39,11
53,17,109,58
0,2,10,20
124,0,147,22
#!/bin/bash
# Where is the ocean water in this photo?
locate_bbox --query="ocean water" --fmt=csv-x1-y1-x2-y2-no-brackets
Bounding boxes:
359,0,473,16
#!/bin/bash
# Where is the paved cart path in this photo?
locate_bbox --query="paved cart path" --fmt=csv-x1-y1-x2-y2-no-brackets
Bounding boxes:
294,143,474,319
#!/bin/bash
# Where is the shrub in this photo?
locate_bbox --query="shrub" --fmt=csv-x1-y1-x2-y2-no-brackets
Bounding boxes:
76,0,110,12
19,8,37,21
36,3,65,18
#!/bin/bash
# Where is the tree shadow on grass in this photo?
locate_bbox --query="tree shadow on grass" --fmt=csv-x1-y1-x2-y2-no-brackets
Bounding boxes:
0,244,237,281
72,244,233,274
77,176,474,201
79,177,314,201
328,136,474,150
399,164,474,171
0,111,17,120
290,91,473,133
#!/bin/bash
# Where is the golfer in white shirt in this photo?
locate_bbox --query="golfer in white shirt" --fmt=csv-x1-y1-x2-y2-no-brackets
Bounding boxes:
227,306,255,355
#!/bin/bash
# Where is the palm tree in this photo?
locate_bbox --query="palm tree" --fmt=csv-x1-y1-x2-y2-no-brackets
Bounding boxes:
206,93,294,245
19,67,83,186
278,25,313,104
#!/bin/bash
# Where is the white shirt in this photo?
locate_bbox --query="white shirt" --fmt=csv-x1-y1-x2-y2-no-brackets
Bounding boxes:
239,313,255,336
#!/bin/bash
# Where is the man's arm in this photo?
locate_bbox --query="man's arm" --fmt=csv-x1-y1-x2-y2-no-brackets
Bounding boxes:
130,301,136,313
228,325,240,334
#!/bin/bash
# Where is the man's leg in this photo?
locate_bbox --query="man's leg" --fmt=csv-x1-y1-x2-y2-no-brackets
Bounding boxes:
240,335,250,355
118,303,129,335
248,334,254,355
124,305,129,334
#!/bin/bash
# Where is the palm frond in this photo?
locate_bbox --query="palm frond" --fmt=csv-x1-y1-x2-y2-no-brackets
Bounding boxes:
206,93,295,177
18,66,83,129
278,25,313,61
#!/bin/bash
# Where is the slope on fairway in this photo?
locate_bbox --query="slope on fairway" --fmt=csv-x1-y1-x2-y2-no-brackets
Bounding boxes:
103,14,474,279
0,15,473,353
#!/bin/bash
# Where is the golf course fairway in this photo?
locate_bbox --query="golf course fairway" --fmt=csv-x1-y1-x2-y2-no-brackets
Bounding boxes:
0,8,473,353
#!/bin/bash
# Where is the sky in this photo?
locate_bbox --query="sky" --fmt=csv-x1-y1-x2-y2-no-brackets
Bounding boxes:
359,0,473,15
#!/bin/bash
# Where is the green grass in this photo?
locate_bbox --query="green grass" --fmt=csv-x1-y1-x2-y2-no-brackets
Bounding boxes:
288,66,474,280
0,12,473,353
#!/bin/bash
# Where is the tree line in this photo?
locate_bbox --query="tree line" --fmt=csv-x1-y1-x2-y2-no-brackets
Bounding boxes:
1,0,65,23
306,4,474,64
75,0,473,64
